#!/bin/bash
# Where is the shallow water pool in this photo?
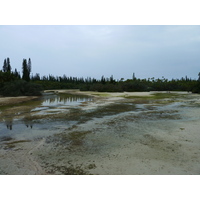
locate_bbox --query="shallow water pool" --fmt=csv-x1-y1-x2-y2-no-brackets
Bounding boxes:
0,93,93,139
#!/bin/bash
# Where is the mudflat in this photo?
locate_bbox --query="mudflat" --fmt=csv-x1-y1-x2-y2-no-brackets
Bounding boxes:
0,90,200,175
0,96,39,106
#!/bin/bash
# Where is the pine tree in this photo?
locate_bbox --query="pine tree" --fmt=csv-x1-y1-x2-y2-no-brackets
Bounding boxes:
2,58,11,73
14,68,20,79
27,58,31,75
22,59,30,81
2,59,7,72
7,58,11,72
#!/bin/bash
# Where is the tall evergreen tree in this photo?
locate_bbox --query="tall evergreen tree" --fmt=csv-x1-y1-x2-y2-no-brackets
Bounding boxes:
22,59,30,81
7,57,11,72
27,58,31,75
14,68,20,79
2,58,11,73
2,59,7,72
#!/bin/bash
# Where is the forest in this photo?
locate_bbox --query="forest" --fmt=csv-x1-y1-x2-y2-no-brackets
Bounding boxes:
1,57,200,96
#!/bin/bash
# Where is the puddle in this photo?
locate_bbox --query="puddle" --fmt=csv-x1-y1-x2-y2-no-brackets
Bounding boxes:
1,92,199,143
41,93,93,106
0,93,93,139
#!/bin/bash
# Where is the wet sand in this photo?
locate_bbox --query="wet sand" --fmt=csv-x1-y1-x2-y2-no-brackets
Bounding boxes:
0,90,200,175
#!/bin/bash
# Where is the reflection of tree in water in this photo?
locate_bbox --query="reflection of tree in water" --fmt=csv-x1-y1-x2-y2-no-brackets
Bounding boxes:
6,119,13,130
1,94,93,131
25,122,33,129
43,95,92,105
23,113,33,129
4,114,33,130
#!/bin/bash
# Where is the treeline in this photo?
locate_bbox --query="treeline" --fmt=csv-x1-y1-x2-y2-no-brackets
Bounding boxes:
32,74,200,93
0,58,42,96
1,57,200,96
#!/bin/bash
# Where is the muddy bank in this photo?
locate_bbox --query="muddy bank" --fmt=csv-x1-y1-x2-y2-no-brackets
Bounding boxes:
0,96,39,106
0,91,200,174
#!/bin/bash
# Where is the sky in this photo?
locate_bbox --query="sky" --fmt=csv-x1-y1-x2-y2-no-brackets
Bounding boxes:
0,25,200,81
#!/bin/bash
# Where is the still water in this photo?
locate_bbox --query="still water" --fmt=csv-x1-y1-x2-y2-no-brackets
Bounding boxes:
0,93,93,138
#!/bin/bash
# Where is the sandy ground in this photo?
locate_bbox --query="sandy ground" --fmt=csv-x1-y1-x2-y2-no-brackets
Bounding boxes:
45,89,155,97
0,96,39,106
0,90,200,175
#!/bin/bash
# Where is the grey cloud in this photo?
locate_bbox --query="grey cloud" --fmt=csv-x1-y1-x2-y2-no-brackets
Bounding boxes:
0,25,200,80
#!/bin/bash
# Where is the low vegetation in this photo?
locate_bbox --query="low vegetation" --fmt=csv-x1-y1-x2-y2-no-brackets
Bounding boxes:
0,80,42,96
1,57,200,97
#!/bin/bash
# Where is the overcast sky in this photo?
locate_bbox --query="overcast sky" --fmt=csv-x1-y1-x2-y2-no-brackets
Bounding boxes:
1,25,200,80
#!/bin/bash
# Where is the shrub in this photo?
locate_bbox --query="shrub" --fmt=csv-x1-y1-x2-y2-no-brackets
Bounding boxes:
0,80,43,96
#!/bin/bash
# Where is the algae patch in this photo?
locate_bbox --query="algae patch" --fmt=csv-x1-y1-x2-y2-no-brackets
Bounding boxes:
45,163,96,175
3,139,31,149
46,162,96,175
46,131,92,147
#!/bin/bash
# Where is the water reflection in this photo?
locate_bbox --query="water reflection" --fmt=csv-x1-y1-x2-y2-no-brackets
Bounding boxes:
5,123,32,130
42,94,93,106
6,120,13,130
23,115,33,129
4,116,33,130
0,94,93,132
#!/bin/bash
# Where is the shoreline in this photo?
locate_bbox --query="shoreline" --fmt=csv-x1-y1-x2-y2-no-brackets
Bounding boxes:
0,90,200,175
0,96,40,106
0,90,194,106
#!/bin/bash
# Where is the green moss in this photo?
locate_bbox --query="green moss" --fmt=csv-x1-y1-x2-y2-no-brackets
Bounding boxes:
91,92,110,97
125,95,153,99
152,93,180,99
126,93,177,99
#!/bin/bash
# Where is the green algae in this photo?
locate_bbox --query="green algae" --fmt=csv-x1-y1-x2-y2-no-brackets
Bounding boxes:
3,140,31,149
45,163,96,175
